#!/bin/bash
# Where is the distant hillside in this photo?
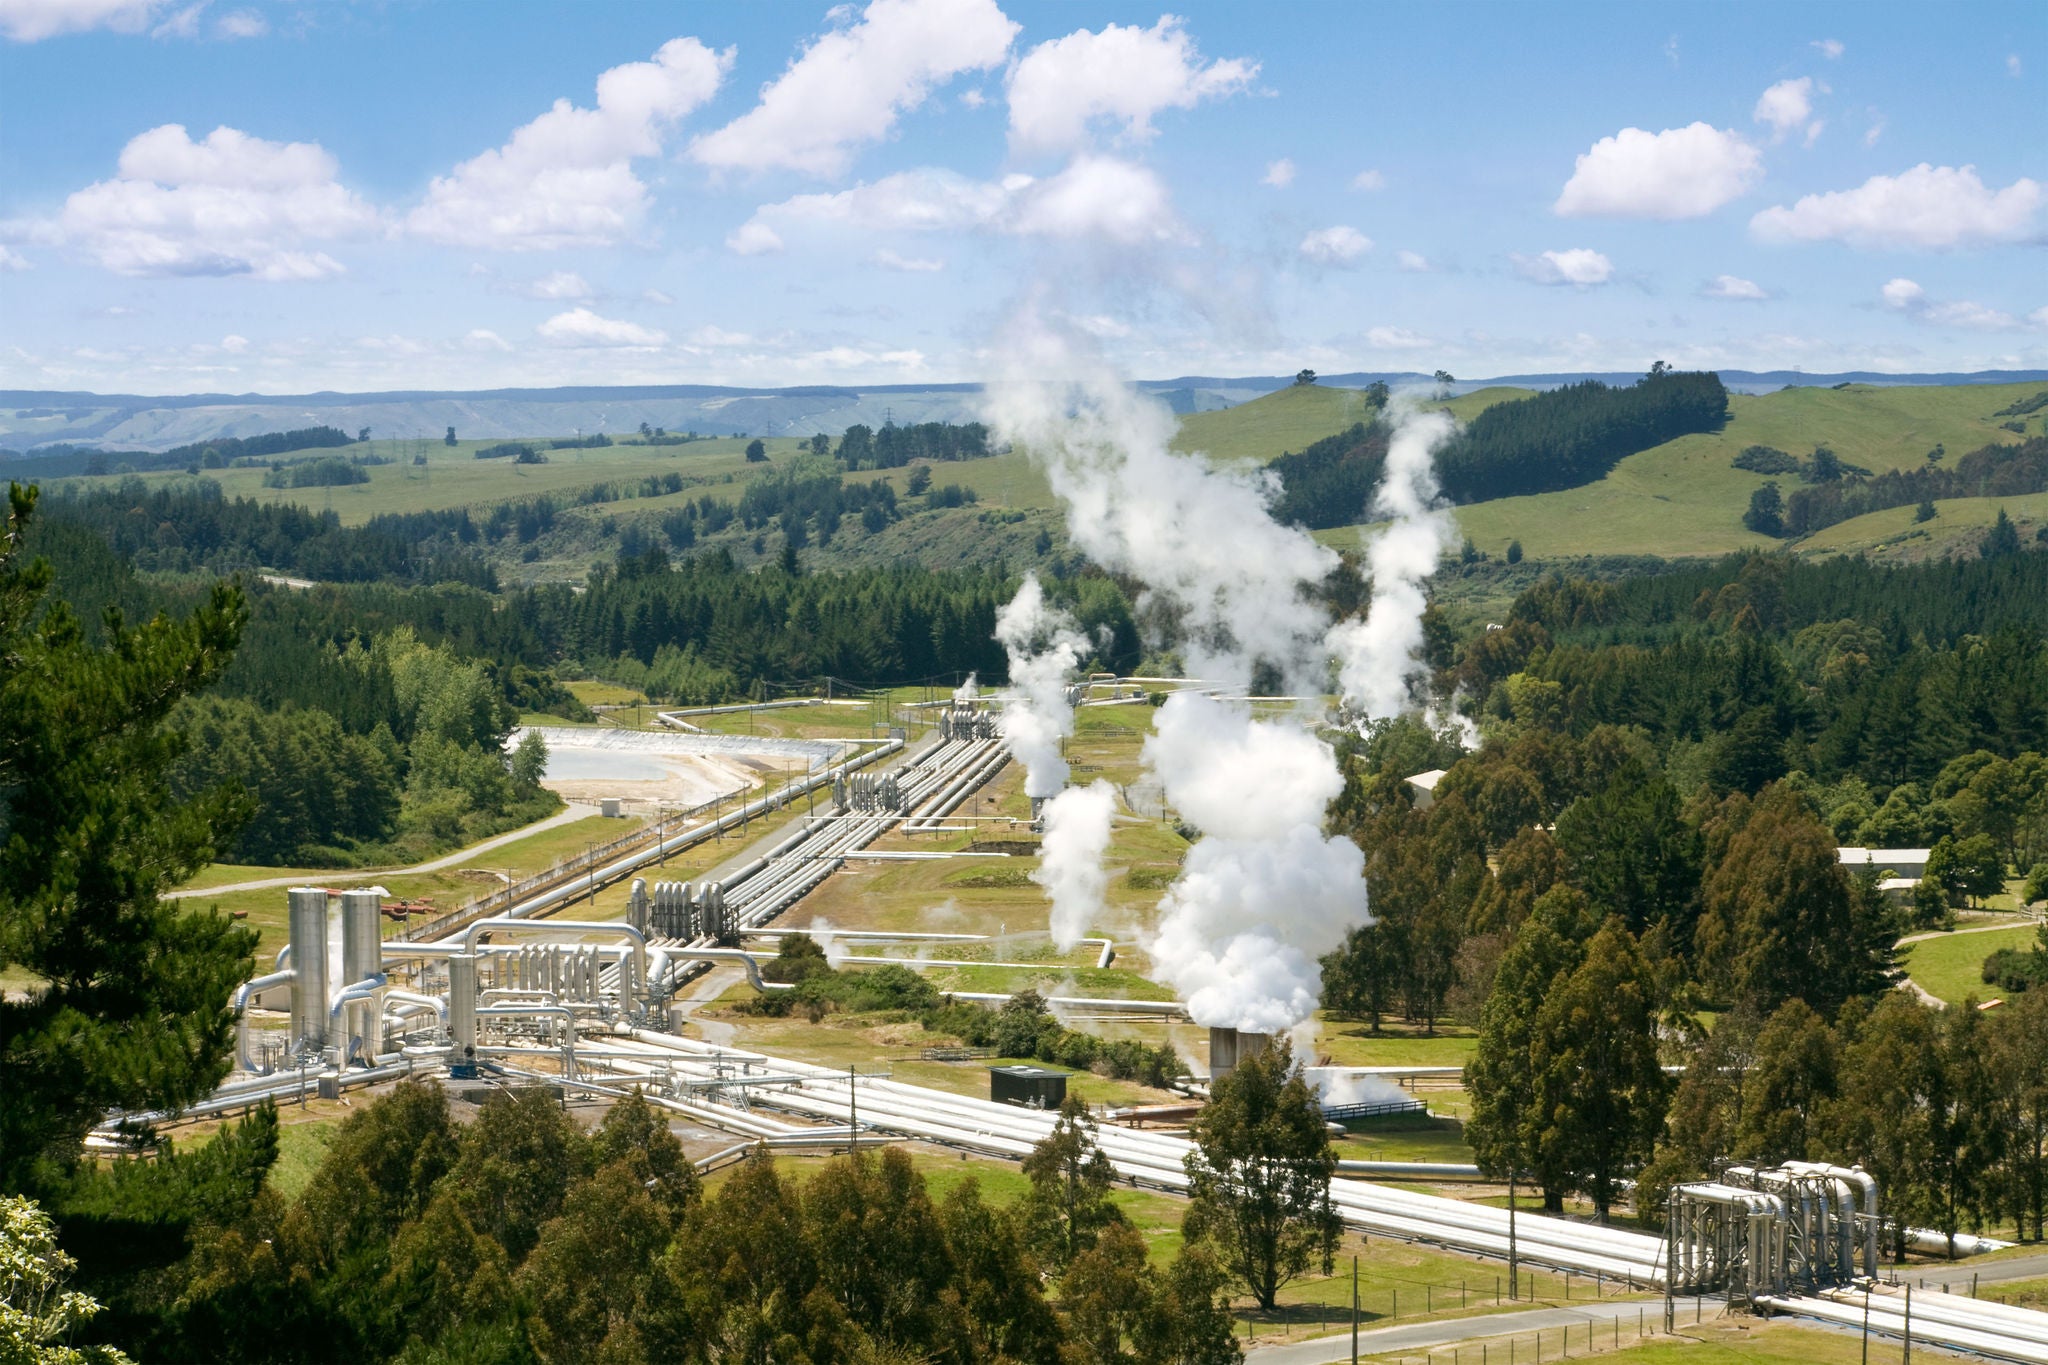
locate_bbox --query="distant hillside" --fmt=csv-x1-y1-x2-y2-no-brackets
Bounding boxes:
5,368,2040,454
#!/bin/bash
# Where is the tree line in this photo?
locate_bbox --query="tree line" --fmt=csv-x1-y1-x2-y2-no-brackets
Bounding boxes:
833,419,991,470
4,425,359,479
1269,368,1728,529
1746,435,2048,538
4,1046,1377,1363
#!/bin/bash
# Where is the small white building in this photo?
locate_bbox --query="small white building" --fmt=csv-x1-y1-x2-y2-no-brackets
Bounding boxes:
1406,768,1448,811
1838,847,1932,882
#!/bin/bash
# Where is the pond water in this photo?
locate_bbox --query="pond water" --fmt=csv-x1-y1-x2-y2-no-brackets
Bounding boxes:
543,749,675,782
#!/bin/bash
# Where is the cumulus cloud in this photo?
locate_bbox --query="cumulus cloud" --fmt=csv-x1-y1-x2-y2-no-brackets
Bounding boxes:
463,328,513,351
39,123,375,279
1,0,164,40
1395,249,1432,273
1352,168,1386,191
1702,274,1769,300
1006,15,1255,155
520,270,592,300
1263,157,1296,188
408,38,728,249
733,155,1183,250
691,0,1015,176
214,7,263,38
1555,122,1762,219
1298,225,1371,264
218,333,247,352
1880,277,2029,330
1515,247,1614,287
873,247,943,271
1755,77,1819,142
1812,38,1844,59
1751,164,2044,248
537,308,667,347
0,244,28,270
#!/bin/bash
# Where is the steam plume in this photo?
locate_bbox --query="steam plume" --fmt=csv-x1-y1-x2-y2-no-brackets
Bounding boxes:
1327,406,1458,717
995,573,1089,798
1035,780,1117,949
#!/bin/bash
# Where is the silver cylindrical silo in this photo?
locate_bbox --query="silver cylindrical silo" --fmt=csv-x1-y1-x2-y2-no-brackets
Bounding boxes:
338,890,383,1058
449,953,478,1075
287,888,329,1056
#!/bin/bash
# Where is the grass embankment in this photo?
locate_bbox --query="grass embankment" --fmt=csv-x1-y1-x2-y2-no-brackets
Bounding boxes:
1372,1320,1941,1365
1900,925,2041,1006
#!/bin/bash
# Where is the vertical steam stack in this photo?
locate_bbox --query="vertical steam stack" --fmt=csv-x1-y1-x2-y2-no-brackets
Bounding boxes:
286,888,329,1058
1208,1026,1271,1084
338,889,384,1062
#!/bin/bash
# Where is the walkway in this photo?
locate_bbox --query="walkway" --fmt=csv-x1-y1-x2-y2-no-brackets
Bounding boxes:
166,802,599,899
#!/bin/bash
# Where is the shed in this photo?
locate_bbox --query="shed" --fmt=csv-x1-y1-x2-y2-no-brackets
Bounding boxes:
1838,847,1931,882
1405,769,1448,811
989,1065,1068,1109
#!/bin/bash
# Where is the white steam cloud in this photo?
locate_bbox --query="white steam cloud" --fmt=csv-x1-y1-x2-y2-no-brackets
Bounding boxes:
995,573,1090,798
1328,406,1458,718
1035,780,1118,949
986,314,1455,1034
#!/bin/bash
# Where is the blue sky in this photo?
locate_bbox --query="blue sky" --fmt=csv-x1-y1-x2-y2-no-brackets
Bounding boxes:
0,0,2041,394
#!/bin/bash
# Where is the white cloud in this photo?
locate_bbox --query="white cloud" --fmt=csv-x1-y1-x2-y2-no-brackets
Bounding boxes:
1812,38,1844,59
1755,77,1818,142
519,270,592,300
1515,248,1614,287
463,328,513,351
537,308,667,347
41,123,375,279
147,1,198,38
0,244,27,270
408,37,729,249
219,333,247,352
1702,273,1769,301
734,154,1183,249
959,87,986,109
1803,118,1827,149
1395,249,1431,273
1008,155,1183,244
1864,113,1886,147
1006,15,1255,155
642,289,675,306
726,220,785,255
1880,277,2029,331
214,7,262,38
1263,157,1296,188
1751,164,2044,248
1555,122,1762,219
2010,54,2023,78
691,0,1015,176
1351,169,1386,191
1366,326,1432,349
873,247,943,271
1298,225,1371,265
1,0,163,40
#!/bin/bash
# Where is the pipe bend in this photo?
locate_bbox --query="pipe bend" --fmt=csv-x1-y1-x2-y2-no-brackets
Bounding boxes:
233,969,296,1074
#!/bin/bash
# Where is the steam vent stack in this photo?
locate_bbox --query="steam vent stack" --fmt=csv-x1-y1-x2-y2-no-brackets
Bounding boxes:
1208,1027,1271,1083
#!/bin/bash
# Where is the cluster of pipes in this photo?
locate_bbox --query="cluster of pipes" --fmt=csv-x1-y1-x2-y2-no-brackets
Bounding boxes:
1667,1162,1881,1304
635,880,731,943
937,704,1000,742
833,771,906,814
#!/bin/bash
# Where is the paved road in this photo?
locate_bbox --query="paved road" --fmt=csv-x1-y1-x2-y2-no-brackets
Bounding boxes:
1252,1296,1698,1365
166,802,599,899
1898,918,2040,947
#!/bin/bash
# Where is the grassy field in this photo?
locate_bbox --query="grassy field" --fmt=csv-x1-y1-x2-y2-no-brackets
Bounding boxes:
1375,1320,1948,1365
43,433,800,527
1324,381,2039,562
1899,925,2039,1006
1797,491,2048,561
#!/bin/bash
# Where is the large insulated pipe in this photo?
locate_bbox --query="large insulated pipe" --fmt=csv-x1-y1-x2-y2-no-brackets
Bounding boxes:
232,969,295,1073
328,974,388,1065
287,888,329,1056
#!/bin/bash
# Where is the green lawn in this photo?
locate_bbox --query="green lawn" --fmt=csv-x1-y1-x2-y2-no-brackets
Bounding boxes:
1899,925,2040,1006
1371,1320,1925,1365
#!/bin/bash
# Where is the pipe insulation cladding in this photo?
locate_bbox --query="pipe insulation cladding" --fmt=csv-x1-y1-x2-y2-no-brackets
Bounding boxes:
340,889,384,1061
286,888,328,1056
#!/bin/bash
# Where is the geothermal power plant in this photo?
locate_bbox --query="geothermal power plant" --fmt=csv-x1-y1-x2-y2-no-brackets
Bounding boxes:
113,694,2048,1365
